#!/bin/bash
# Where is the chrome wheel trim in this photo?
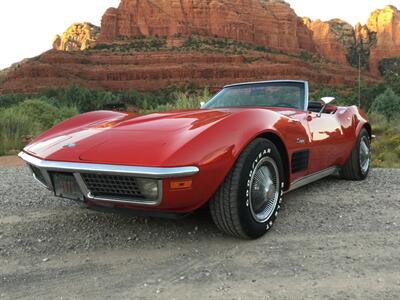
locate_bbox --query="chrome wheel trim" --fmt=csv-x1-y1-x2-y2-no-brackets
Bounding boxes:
359,136,371,175
249,157,280,224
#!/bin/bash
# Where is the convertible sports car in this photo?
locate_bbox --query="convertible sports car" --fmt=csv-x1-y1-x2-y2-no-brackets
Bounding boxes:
19,80,371,239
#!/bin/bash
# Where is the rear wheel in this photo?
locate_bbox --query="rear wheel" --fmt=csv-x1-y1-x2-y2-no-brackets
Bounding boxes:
340,128,371,180
209,138,284,239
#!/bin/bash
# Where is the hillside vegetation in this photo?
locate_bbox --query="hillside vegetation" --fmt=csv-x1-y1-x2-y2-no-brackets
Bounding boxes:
0,77,399,168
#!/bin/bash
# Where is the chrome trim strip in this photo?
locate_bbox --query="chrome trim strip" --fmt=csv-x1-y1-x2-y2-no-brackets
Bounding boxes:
73,173,91,195
27,164,52,190
304,81,309,112
32,172,50,190
287,166,339,192
224,80,308,88
18,152,199,178
223,80,309,111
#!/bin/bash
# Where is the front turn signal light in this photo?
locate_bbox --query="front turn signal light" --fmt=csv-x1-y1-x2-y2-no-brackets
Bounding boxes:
170,179,193,190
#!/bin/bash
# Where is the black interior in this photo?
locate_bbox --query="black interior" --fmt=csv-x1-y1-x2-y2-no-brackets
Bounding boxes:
307,101,323,113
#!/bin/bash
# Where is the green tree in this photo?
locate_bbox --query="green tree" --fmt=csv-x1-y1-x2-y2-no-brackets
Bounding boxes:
370,88,400,121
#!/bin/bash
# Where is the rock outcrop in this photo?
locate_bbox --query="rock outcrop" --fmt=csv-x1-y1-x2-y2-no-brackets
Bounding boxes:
0,48,377,94
304,18,350,66
4,1,400,95
100,0,316,53
304,5,400,72
366,5,400,75
53,22,100,51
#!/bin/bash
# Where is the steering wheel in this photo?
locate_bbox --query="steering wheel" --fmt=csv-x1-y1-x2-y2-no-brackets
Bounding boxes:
274,103,298,109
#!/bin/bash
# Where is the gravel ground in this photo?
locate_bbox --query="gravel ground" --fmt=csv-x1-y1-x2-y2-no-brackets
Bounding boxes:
0,167,399,299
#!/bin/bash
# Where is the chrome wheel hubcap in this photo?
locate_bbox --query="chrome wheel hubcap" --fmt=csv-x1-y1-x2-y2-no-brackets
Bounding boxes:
249,157,280,223
359,136,371,175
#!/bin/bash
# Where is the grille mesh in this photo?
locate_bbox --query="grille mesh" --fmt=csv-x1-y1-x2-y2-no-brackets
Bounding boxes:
30,165,47,186
81,173,144,198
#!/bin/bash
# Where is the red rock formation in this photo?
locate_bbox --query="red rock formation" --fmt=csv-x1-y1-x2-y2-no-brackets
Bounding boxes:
354,23,370,45
366,5,400,75
53,23,100,51
304,18,352,66
0,49,377,95
6,0,399,96
100,0,316,54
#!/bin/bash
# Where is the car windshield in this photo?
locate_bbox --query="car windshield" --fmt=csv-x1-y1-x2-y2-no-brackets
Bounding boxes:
203,82,306,110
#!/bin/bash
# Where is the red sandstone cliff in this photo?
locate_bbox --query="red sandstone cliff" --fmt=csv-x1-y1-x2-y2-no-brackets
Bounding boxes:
303,18,351,66
0,48,377,95
304,5,400,73
2,1,400,95
366,5,400,75
100,0,316,54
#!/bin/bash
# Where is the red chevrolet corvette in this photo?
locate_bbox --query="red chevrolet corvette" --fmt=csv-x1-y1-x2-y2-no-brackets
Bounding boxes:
19,80,371,239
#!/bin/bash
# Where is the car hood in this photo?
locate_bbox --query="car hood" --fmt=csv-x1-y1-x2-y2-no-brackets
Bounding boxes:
24,109,235,167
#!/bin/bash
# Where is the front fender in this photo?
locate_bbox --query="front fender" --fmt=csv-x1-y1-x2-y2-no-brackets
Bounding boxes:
160,109,291,211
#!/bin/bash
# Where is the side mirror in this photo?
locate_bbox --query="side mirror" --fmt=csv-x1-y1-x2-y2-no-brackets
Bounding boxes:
317,97,335,117
321,97,335,105
200,101,205,108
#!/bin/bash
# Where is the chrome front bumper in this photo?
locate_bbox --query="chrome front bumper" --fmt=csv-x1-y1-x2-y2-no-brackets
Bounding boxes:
18,152,199,206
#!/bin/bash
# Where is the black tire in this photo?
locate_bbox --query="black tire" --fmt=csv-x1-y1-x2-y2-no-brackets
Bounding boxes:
340,128,371,180
209,138,284,239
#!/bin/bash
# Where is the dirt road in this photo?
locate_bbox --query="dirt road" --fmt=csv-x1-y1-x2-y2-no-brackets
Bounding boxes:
1,166,399,299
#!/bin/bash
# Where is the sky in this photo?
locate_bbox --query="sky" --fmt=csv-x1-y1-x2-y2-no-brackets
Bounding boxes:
0,0,398,70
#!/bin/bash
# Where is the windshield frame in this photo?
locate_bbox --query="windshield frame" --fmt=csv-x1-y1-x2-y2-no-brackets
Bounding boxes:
203,80,309,111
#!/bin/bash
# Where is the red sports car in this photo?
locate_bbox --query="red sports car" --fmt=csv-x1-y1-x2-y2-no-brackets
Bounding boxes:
19,80,371,239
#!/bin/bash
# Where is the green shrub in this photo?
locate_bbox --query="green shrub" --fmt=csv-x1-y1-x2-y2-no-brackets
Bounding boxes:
17,99,74,130
379,57,400,77
92,36,167,52
0,107,36,155
0,93,33,109
369,113,400,168
370,88,400,121
141,88,211,114
299,51,328,64
0,100,78,155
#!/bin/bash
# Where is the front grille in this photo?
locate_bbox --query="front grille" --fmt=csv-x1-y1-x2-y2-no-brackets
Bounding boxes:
81,173,144,199
30,165,47,186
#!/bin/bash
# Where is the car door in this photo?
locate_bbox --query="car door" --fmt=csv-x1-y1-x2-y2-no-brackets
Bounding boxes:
282,110,313,180
306,111,347,172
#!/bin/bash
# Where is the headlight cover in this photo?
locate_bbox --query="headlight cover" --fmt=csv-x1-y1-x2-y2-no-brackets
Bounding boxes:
136,178,159,200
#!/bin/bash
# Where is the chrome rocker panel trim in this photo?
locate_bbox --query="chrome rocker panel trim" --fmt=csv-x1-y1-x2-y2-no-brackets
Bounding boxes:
287,166,339,192
19,151,200,207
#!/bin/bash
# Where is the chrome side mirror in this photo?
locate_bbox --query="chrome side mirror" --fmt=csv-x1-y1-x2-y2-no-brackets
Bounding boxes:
200,101,205,108
317,97,335,117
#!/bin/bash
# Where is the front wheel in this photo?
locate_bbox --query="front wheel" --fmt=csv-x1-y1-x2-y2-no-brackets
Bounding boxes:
340,128,371,180
209,138,284,239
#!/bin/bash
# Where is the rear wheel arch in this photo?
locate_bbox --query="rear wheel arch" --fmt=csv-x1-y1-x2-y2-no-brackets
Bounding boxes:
363,123,372,138
356,120,372,138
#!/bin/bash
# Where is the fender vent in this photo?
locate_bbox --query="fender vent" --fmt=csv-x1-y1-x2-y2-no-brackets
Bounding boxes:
291,150,309,173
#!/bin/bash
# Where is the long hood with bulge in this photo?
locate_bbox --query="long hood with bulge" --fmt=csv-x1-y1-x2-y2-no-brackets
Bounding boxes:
24,109,235,167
